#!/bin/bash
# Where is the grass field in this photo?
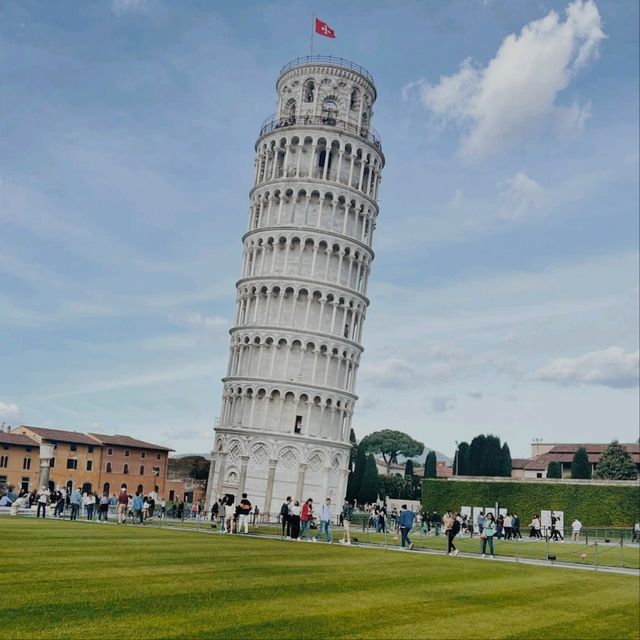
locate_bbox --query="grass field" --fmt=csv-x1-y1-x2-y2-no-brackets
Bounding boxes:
1,518,639,640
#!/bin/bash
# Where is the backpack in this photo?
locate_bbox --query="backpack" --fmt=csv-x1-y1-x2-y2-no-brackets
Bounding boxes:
280,502,289,517
452,519,461,535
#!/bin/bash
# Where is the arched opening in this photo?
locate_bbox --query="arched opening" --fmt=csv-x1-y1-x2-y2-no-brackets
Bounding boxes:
303,80,315,103
82,482,92,494
103,482,110,496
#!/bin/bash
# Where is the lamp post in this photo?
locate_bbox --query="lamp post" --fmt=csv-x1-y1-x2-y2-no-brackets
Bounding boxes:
455,441,459,476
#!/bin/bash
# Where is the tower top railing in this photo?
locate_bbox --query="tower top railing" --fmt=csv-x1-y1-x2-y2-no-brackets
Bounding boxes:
258,114,382,151
279,55,375,86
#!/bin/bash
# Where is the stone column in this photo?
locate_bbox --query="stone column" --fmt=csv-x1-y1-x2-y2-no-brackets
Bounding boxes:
205,454,217,510
215,452,228,496
295,463,307,501
263,459,278,520
38,443,55,489
238,455,250,495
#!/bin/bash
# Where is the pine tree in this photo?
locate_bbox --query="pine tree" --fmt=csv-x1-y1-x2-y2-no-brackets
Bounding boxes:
501,443,512,477
404,459,414,479
347,442,367,501
468,435,487,475
570,447,592,479
593,441,637,480
546,461,562,478
454,442,469,475
358,454,380,504
425,451,437,478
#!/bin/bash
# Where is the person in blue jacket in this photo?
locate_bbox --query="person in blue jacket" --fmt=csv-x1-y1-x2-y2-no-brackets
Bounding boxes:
132,492,144,525
398,504,416,550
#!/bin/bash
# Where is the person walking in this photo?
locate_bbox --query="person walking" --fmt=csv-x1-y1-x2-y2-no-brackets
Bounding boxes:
512,513,522,539
237,493,252,534
70,488,82,521
98,493,110,522
280,497,292,538
36,486,49,518
290,500,301,540
132,492,144,525
117,488,128,525
432,511,442,536
300,498,313,540
341,499,354,545
503,513,513,540
529,515,542,539
224,496,235,534
314,498,333,543
398,504,416,550
477,511,485,536
571,518,582,542
445,512,461,556
481,512,497,558
86,492,96,521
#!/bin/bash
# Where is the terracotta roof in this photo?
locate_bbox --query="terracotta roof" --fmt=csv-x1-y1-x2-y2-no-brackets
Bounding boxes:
19,426,100,446
522,443,640,470
0,432,39,447
89,433,173,452
510,458,529,469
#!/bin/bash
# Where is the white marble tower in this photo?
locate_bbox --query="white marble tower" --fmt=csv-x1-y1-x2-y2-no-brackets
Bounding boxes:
205,56,384,516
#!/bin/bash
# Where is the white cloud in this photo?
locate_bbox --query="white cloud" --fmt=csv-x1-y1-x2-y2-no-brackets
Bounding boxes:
360,357,423,390
405,0,604,158
182,312,228,332
498,171,545,221
431,396,457,413
0,402,21,423
111,0,148,16
536,347,639,389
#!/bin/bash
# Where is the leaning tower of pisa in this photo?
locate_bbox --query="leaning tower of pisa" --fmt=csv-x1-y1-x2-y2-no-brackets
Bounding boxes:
205,56,384,515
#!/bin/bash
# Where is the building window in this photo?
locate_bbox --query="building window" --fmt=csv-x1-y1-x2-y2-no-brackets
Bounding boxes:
139,465,145,475
123,464,129,475
23,458,32,470
67,459,78,470
536,472,543,478
50,458,55,468
0,455,8,468
106,462,112,473
124,450,130,458
303,79,315,103
156,453,161,460
294,415,302,434
0,475,7,484
107,448,113,456
88,446,94,453
21,477,29,492
70,444,77,452
86,460,93,471
140,451,146,459
169,490,175,501
25,446,32,452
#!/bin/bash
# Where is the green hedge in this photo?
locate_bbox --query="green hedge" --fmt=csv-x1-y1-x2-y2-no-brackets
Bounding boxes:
421,479,640,527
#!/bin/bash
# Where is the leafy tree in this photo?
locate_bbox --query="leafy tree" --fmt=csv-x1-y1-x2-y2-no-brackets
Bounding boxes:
361,429,424,474
380,473,406,500
571,447,592,479
593,441,637,480
358,454,380,504
453,441,469,475
347,442,367,501
501,443,512,477
546,461,562,478
404,459,414,479
425,451,437,478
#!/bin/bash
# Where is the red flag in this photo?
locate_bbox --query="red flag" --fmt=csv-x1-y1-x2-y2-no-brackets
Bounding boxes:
315,18,336,39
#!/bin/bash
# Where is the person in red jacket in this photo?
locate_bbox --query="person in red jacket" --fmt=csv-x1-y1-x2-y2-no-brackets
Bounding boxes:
299,498,314,541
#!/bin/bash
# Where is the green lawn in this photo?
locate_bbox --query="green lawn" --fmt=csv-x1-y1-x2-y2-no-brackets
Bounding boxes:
1,518,639,640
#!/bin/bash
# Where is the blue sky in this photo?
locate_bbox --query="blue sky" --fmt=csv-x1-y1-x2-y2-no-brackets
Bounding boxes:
0,0,638,458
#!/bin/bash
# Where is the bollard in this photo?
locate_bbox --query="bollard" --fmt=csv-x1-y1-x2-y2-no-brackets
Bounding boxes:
594,541,598,571
620,534,624,568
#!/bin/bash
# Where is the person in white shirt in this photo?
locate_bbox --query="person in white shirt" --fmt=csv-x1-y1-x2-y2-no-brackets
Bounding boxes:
571,518,583,542
36,487,49,518
314,498,333,543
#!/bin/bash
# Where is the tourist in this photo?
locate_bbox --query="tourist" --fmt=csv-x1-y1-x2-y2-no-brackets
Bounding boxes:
36,486,49,518
571,518,582,542
422,510,431,534
529,514,542,539
390,507,398,529
159,497,166,518
300,498,313,540
445,511,460,556
377,508,387,533
496,513,504,539
132,492,144,524
116,487,128,524
237,493,252,534
512,513,522,539
503,513,513,540
98,493,109,522
432,510,442,536
142,496,150,520
86,492,96,521
477,511,485,536
314,498,332,543
70,487,82,520
252,505,260,527
210,499,219,528
481,512,496,558
633,522,640,543
550,513,564,541
398,504,416,550
341,499,354,545
280,496,292,538
290,500,301,540
224,496,235,534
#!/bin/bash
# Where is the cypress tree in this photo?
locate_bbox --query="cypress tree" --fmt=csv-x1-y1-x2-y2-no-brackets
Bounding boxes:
501,442,512,477
347,442,367,501
454,441,469,475
425,450,437,478
358,454,380,504
404,459,414,479
468,435,487,475
571,447,592,479
546,461,562,478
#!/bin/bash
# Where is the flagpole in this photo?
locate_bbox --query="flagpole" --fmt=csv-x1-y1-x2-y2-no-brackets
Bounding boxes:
310,15,315,56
